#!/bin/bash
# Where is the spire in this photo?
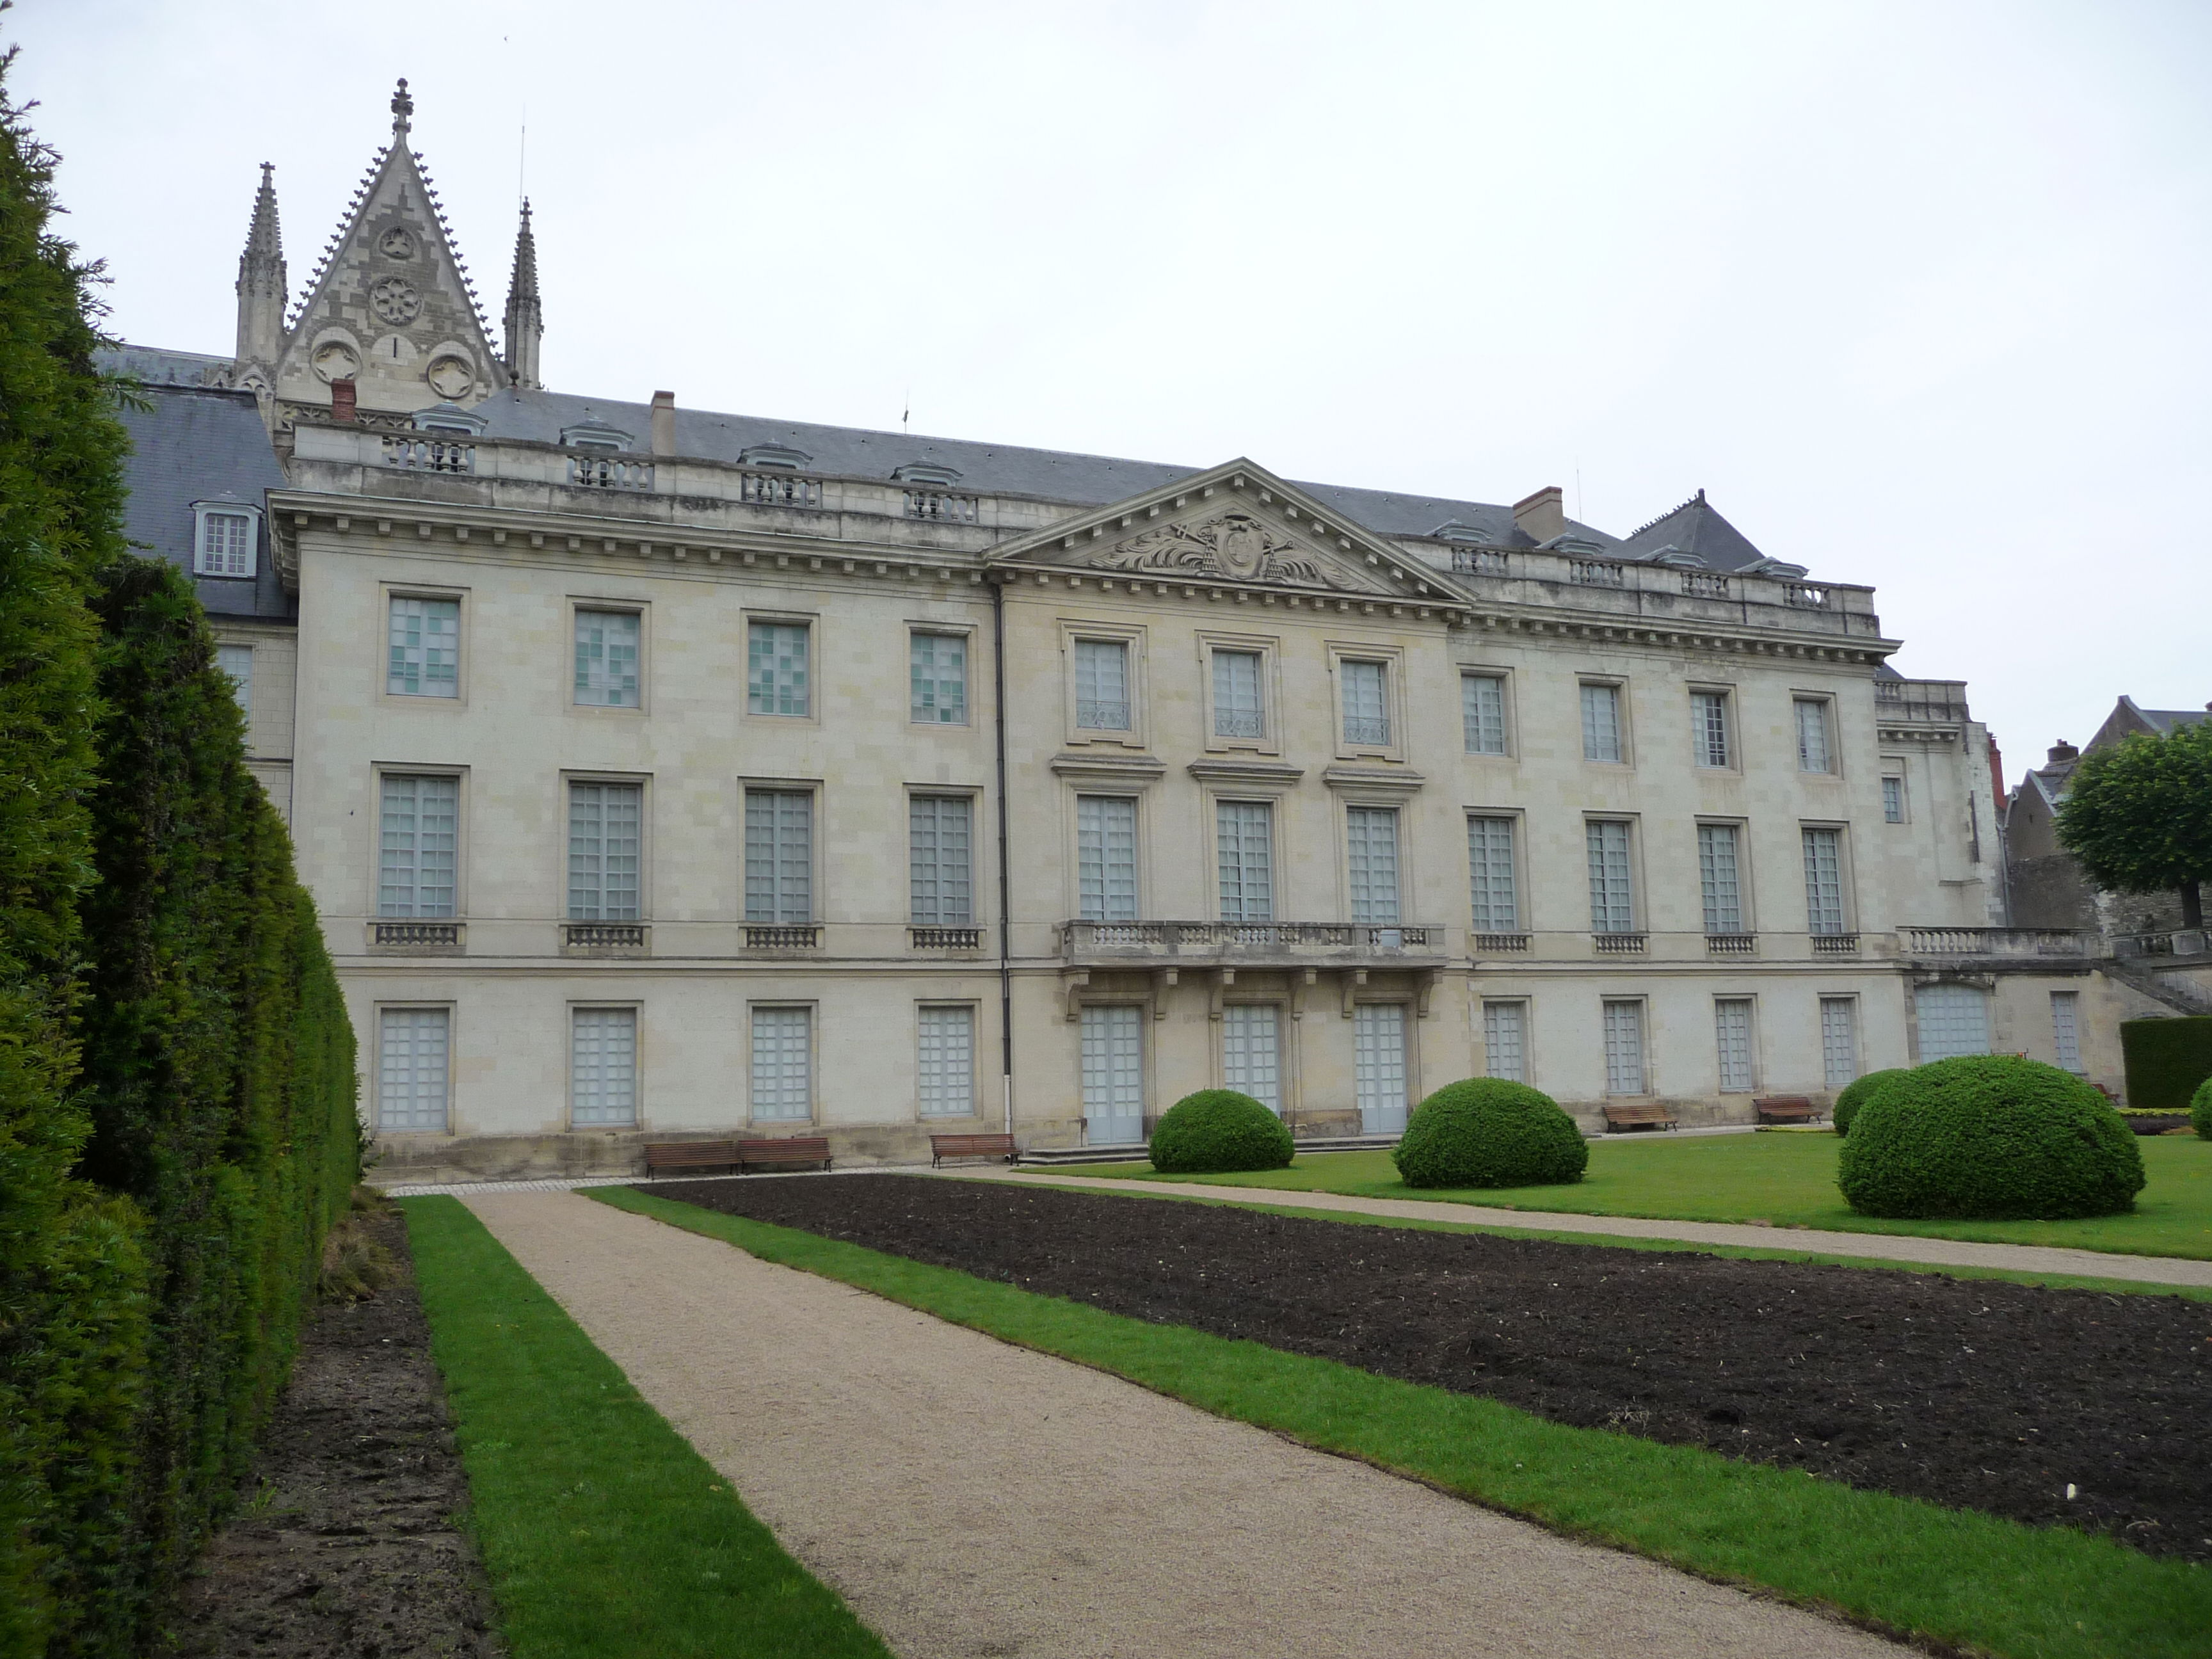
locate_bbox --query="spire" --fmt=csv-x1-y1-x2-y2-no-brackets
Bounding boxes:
502,198,543,390
234,162,287,370
391,77,413,142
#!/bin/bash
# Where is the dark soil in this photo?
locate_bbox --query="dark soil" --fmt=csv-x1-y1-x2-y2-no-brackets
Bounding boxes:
657,1174,2212,1562
160,1208,504,1657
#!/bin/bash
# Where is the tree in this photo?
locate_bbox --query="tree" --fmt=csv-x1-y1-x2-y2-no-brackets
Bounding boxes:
2056,720,2212,929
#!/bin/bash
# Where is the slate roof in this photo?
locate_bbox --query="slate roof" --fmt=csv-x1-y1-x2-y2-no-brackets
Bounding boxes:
111,382,293,621
1614,489,1773,572
101,343,234,387
2124,697,2211,737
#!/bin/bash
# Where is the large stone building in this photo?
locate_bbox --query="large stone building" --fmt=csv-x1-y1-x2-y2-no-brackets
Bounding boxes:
116,85,2156,1182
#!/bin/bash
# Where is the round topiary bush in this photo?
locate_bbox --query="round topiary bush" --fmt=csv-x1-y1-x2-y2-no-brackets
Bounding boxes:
2193,1075,2212,1141
1392,1078,1588,1189
1837,1054,2144,1219
1148,1089,1294,1174
1832,1068,1911,1137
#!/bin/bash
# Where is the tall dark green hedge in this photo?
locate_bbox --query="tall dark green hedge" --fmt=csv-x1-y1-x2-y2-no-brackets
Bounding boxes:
2118,1016,2212,1111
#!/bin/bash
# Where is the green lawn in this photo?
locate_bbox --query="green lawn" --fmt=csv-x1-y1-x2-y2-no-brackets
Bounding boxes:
402,1196,893,1659
594,1185,2212,1659
1082,1130,2212,1259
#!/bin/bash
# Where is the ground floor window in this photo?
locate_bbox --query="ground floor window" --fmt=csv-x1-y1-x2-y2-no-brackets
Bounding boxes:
1080,1004,1144,1144
1713,998,1753,1093
378,1008,449,1132
2049,990,2083,1073
1354,1004,1408,1133
751,1006,813,1121
1222,1004,1283,1112
1602,1000,1646,1095
917,1006,976,1116
1914,983,1990,1061
572,1007,637,1127
1482,1000,1527,1082
1819,997,1859,1088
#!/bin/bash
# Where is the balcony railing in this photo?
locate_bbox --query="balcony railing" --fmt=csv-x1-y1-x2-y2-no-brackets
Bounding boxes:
1705,933,1758,956
1784,583,1829,609
1569,559,1626,588
1076,699,1130,730
744,924,821,950
904,488,980,524
1592,932,1647,954
1810,932,1861,956
1342,715,1392,746
1062,920,1443,962
2114,929,2210,959
1679,571,1729,598
1213,710,1266,739
1451,548,1509,576
1875,680,1973,725
1902,926,2097,958
911,926,982,950
370,920,462,949
1471,933,1531,953
741,470,822,508
564,922,647,951
382,435,475,473
568,453,655,491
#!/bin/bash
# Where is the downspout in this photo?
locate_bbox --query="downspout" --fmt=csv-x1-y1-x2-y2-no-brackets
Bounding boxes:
993,575,1015,1135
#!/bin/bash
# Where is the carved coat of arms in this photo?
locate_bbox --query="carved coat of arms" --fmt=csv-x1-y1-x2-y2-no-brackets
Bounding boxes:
1083,513,1352,589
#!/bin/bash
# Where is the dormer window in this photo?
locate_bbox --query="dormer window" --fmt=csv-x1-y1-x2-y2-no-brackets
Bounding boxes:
560,418,634,452
1431,522,1489,543
893,462,963,486
191,500,261,578
740,444,812,471
413,402,486,437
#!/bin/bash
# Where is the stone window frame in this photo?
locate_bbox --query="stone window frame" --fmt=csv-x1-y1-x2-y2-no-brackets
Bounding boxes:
1326,642,1406,763
561,770,653,925
191,498,262,579
379,583,470,709
568,595,650,716
1061,621,1150,750
566,1000,645,1132
1196,630,1283,757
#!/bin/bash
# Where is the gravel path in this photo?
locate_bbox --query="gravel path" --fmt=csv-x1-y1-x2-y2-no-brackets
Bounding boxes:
463,1190,1900,1659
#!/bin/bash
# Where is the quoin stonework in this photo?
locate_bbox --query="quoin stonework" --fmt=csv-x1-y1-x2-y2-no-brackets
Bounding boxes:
107,84,2183,1183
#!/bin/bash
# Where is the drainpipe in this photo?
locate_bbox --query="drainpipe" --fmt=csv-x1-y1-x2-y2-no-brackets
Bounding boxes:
993,575,1015,1135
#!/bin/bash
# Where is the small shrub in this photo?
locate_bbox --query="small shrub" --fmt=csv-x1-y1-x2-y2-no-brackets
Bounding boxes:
2193,1075,2212,1141
1393,1078,1588,1189
2118,1015,2212,1110
1838,1055,2144,1219
1149,1090,1293,1173
1832,1068,1911,1137
318,1217,399,1303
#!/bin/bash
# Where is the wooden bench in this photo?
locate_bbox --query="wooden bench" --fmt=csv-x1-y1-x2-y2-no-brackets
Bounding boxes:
643,1139,740,1176
1602,1103,1678,1133
1754,1094,1825,1125
736,1135,833,1173
931,1132,1019,1167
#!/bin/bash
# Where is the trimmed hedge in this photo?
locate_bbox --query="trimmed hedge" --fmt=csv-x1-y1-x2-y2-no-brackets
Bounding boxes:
1838,1055,2144,1220
1832,1068,1910,1137
1149,1090,1293,1173
2192,1076,2212,1141
1393,1078,1588,1189
2120,1016,2212,1111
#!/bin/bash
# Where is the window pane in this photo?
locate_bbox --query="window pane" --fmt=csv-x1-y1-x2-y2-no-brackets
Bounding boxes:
1467,816,1518,931
1342,661,1390,746
1347,806,1400,924
1714,999,1753,1093
1697,824,1742,933
1916,984,1990,1061
1079,1004,1144,1142
1222,1005,1281,1112
1585,820,1634,933
748,621,810,716
572,1008,637,1126
744,790,813,923
1483,1002,1527,1083
377,1009,449,1132
1603,1001,1645,1094
1820,997,1858,1088
568,783,641,920
1077,796,1138,922
1580,684,1623,762
1802,828,1845,934
911,632,968,725
1463,675,1507,755
1074,639,1130,730
198,511,253,576
909,795,974,925
917,1006,975,1116
1212,651,1265,739
750,1007,812,1119
378,774,458,917
1882,776,1905,822
2050,991,2083,1073
216,643,253,715
1216,801,1274,922
575,610,641,707
1795,698,1831,772
388,597,460,698
1354,1004,1408,1133
1691,691,1729,767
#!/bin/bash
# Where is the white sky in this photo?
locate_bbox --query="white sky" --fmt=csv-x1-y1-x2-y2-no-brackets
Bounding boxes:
15,0,2211,771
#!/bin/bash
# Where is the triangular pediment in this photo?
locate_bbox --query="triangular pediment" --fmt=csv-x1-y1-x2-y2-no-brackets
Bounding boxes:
989,460,1450,602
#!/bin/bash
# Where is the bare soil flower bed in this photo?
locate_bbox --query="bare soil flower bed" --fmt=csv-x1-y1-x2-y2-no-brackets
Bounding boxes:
655,1174,2212,1562
160,1208,504,1657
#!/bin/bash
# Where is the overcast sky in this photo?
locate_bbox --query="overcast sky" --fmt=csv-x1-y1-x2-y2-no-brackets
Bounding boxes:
13,0,2209,769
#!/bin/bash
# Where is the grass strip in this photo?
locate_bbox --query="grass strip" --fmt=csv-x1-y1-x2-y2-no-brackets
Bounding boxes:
591,1184,2212,1659
982,1176,2212,1302
401,1196,893,1659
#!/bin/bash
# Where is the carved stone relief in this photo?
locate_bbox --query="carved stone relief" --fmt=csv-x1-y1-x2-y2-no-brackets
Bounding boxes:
1083,513,1361,590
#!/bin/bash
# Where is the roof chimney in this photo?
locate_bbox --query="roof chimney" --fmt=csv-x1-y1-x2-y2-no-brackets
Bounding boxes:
650,390,675,457
2048,739,2079,764
1512,485,1565,544
330,378,357,423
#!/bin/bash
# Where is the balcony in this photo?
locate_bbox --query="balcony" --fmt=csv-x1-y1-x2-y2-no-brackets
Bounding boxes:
1901,926,2097,959
568,453,655,491
563,922,648,954
1592,932,1647,955
904,488,980,524
1705,933,1758,956
1810,932,1861,956
381,435,474,474
741,470,822,509
368,920,463,951
1342,715,1392,746
1471,932,1531,954
1062,920,1445,969
910,926,983,951
744,925,821,950
1451,547,1509,577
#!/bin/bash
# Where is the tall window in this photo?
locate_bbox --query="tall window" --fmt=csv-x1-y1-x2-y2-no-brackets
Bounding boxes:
568,782,641,920
1077,796,1138,922
1697,824,1743,934
1802,828,1845,934
747,620,810,716
1073,639,1131,730
1212,650,1265,739
196,509,253,576
911,632,967,725
917,1006,975,1116
571,1008,637,1126
1882,776,1905,823
1216,801,1274,922
1340,660,1390,746
909,795,974,925
1603,1000,1646,1094
1466,816,1518,931
2050,990,2083,1073
1580,683,1623,762
1080,1005,1144,1143
388,597,459,698
1347,806,1400,924
1714,999,1754,1093
216,643,253,716
1462,674,1507,755
1354,1004,1408,1133
377,1009,449,1132
1482,1001,1527,1082
744,789,813,923
1795,698,1832,773
750,1007,812,1119
1820,997,1859,1088
1585,820,1635,933
1691,691,1730,767
1222,1005,1281,1112
575,610,641,707
1915,983,1990,1061
378,774,457,917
